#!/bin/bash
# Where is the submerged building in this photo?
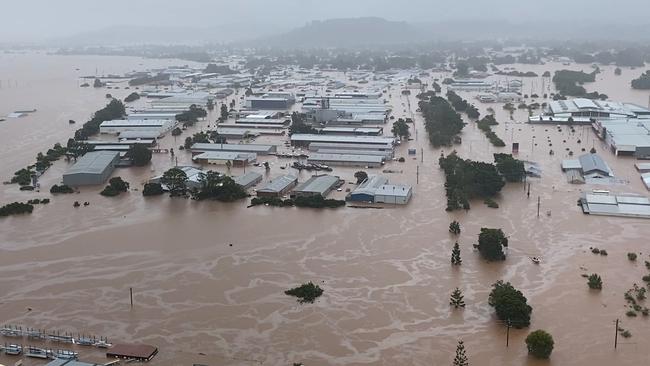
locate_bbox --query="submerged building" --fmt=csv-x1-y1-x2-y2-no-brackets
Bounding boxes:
290,174,340,198
62,151,120,186
530,98,650,124
256,175,298,197
346,175,412,204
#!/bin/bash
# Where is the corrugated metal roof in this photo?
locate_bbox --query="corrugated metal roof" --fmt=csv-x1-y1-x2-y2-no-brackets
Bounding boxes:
258,175,297,193
578,154,610,175
308,153,384,164
234,172,263,187
293,175,339,194
65,151,119,175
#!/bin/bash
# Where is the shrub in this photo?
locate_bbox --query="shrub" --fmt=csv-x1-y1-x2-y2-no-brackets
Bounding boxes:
591,248,600,254
600,250,608,256
587,274,602,290
626,310,637,317
285,282,323,304
50,184,74,194
621,330,632,338
525,330,554,359
484,198,499,208
628,252,638,261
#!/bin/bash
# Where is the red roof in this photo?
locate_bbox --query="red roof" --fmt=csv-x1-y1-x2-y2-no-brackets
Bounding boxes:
107,343,158,361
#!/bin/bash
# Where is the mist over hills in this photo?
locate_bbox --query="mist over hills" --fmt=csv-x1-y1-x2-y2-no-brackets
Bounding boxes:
37,17,650,49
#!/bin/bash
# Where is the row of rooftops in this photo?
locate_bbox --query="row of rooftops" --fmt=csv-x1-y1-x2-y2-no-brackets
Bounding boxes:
547,98,650,118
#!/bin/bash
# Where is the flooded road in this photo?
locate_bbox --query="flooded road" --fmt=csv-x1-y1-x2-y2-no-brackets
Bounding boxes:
2,54,650,365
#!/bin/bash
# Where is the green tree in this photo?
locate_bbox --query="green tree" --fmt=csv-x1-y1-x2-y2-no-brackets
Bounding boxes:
587,274,603,290
451,242,462,265
127,144,152,166
449,220,461,235
289,112,317,135
142,182,164,196
476,228,508,261
191,171,247,202
488,281,532,328
354,171,368,184
450,288,465,308
525,330,554,359
494,154,525,182
220,104,229,120
452,340,469,366
391,118,410,140
124,92,140,103
108,177,129,192
160,167,188,196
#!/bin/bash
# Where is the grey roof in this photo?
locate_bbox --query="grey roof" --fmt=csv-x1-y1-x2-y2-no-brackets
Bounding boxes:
561,159,581,170
119,130,161,139
65,151,119,175
258,175,297,193
308,142,394,151
292,134,395,145
293,175,339,195
234,172,263,187
353,175,389,196
578,153,611,175
190,143,276,153
375,184,412,198
308,153,384,164
193,151,256,161
581,192,650,218
549,98,650,117
315,149,390,157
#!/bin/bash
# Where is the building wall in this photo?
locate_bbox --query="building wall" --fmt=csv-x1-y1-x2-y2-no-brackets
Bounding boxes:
250,99,290,110
63,163,117,186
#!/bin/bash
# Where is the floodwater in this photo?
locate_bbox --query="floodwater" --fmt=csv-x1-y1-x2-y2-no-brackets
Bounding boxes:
2,53,650,365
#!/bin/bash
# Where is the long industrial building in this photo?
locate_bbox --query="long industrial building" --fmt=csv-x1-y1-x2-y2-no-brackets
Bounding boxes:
234,172,263,190
99,119,175,135
192,151,256,166
190,143,277,155
593,119,650,157
307,153,384,168
530,98,650,124
62,151,120,186
291,134,395,147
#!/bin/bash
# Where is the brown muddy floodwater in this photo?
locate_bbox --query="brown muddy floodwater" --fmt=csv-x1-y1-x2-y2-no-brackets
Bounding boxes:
2,53,650,365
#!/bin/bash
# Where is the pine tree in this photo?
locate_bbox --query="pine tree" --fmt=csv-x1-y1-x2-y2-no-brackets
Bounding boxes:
451,242,462,265
450,288,466,308
449,220,461,235
453,339,469,366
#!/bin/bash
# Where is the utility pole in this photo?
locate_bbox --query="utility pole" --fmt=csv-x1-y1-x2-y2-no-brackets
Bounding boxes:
416,165,419,185
506,319,512,347
614,318,619,349
129,287,133,308
537,196,541,218
421,148,424,163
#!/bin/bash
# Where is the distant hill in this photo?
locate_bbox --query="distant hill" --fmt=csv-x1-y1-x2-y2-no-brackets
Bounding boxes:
254,17,421,48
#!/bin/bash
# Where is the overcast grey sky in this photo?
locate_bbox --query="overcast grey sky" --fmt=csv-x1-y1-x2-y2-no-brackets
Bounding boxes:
2,0,649,42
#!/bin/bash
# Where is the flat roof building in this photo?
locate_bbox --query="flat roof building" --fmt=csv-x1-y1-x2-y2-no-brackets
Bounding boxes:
257,175,298,197
307,153,384,168
192,151,256,167
531,98,650,123
190,143,276,155
580,192,650,219
235,118,289,126
291,134,395,147
99,119,174,135
319,127,383,136
234,172,263,190
290,174,340,198
62,151,120,186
